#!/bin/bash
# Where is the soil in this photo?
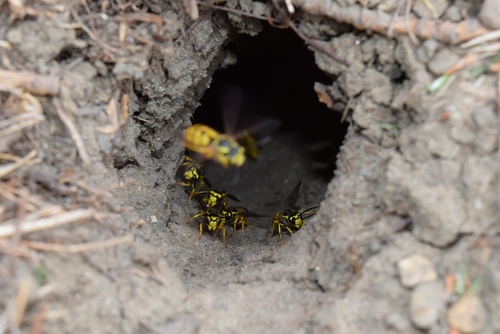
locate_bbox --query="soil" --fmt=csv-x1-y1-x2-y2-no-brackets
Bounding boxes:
1,0,498,333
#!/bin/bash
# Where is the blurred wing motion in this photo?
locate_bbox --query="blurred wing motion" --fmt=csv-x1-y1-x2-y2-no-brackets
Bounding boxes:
182,85,281,168
221,85,281,160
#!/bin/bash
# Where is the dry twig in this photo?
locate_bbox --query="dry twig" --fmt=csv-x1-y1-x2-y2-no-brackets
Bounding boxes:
0,150,38,179
0,208,95,238
13,277,30,327
52,98,92,165
0,70,60,96
276,8,349,66
293,0,491,45
0,111,45,140
198,2,348,66
97,97,120,134
461,29,500,49
22,234,133,253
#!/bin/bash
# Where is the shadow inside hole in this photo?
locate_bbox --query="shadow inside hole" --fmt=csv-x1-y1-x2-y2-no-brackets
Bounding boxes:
194,25,347,181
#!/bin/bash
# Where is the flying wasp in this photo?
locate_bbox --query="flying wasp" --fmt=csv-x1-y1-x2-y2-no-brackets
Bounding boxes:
182,86,280,168
183,124,246,168
177,155,212,201
268,181,319,241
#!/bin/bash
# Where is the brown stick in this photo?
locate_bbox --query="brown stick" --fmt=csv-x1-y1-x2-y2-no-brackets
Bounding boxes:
0,70,60,96
292,0,491,45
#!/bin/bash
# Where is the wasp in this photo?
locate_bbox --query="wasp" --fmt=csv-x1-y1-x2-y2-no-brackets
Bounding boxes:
193,188,239,209
268,181,319,241
177,155,212,200
183,124,246,168
183,86,281,168
220,206,263,233
187,208,228,246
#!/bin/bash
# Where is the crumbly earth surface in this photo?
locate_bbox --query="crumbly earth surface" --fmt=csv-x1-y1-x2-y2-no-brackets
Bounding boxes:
0,0,498,333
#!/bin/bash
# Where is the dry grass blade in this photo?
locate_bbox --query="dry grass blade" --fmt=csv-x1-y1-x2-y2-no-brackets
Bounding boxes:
0,208,95,238
22,234,134,253
0,150,38,179
0,39,11,48
13,277,31,327
0,109,44,135
461,29,500,49
0,183,46,212
0,239,30,257
121,93,129,125
444,52,494,75
52,98,91,165
97,97,120,134
467,42,500,54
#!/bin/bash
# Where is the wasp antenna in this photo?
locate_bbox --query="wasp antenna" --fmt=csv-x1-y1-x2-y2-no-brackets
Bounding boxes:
227,193,240,201
204,177,212,188
304,205,319,213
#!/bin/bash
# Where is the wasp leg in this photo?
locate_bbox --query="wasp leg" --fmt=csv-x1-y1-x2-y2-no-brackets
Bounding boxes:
187,211,203,224
188,180,206,201
277,222,283,241
176,181,191,187
221,225,227,247
267,221,277,241
199,222,203,240
276,222,294,241
237,218,246,234
284,225,294,236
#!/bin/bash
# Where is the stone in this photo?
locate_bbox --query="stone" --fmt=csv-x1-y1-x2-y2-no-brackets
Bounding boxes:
413,0,448,18
447,296,486,333
398,255,438,288
410,281,445,329
479,0,500,29
428,49,460,76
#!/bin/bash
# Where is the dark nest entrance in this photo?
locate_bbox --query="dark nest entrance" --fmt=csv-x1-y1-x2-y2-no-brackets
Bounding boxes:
182,26,348,248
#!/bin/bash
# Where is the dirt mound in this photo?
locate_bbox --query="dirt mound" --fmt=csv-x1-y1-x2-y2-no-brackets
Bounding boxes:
1,0,498,333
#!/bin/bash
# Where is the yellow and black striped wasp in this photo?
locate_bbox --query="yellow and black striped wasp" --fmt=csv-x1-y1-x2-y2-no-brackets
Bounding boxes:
177,155,212,201
187,199,262,246
183,124,246,168
193,188,239,209
268,181,319,241
187,207,228,246
182,86,280,168
220,206,264,233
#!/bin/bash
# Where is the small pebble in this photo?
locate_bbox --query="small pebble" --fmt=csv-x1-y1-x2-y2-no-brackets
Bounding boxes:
447,295,486,333
398,255,438,288
413,0,448,18
410,281,445,329
479,0,500,29
428,49,460,75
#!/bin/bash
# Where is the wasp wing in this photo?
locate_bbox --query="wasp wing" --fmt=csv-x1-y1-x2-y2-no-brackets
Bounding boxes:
287,180,302,209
